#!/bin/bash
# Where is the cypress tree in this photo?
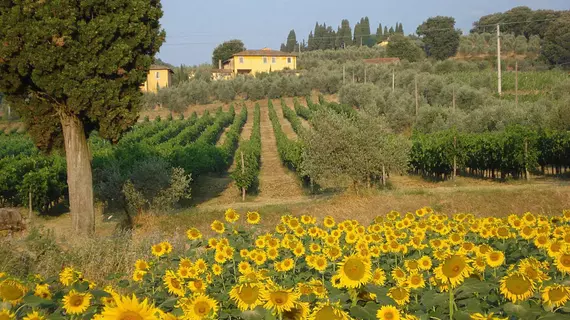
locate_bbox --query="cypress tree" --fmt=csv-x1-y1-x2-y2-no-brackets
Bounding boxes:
389,26,395,35
285,30,298,52
376,23,384,43
354,20,362,45
384,26,389,39
339,19,353,47
308,31,315,51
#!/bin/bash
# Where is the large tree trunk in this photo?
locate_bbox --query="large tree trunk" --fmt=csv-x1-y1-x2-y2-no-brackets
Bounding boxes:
60,113,95,235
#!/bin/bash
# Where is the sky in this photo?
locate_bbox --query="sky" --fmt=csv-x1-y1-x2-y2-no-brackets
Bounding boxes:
158,0,569,66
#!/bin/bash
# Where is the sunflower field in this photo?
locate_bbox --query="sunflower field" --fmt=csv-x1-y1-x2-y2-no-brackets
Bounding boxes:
2,208,570,320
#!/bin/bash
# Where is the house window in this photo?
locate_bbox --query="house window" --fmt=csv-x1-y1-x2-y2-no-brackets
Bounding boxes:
287,57,292,64
239,57,244,63
272,57,276,63
155,72,160,79
263,57,267,64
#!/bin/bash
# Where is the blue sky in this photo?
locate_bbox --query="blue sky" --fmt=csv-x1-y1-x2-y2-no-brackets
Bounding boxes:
158,0,569,66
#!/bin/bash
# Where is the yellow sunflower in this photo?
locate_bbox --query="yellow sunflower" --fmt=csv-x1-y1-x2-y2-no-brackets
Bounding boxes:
135,259,149,271
418,256,433,270
388,286,410,306
179,294,218,319
407,272,426,289
229,283,263,311
486,251,505,268
34,283,51,300
247,211,261,224
336,254,372,288
391,267,407,284
283,301,309,320
151,243,165,257
224,208,240,223
0,279,27,303
211,220,225,234
434,254,473,288
372,268,387,286
63,290,92,315
22,311,45,320
377,305,401,320
133,270,146,282
212,264,223,276
555,253,570,274
308,301,350,320
101,294,158,320
499,272,535,303
186,227,202,240
542,285,570,307
0,309,15,320
469,312,508,320
261,285,300,316
59,267,81,286
163,271,186,297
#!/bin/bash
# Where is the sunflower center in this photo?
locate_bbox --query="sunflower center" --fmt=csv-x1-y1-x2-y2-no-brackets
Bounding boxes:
548,288,567,302
344,258,366,280
506,275,531,295
561,255,570,267
315,306,343,320
524,267,538,279
171,278,181,289
119,311,144,320
390,288,407,300
442,256,466,278
239,285,259,304
490,253,501,261
70,295,84,307
194,301,210,315
411,276,421,285
0,282,24,301
384,311,395,320
270,291,289,305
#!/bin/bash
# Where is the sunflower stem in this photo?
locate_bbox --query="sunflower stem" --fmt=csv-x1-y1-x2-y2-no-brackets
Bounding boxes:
449,288,454,320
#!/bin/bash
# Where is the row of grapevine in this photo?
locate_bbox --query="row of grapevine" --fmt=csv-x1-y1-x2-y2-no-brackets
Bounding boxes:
0,132,37,158
143,112,198,145
410,127,570,180
232,104,261,193
293,97,312,120
280,99,304,134
267,100,304,172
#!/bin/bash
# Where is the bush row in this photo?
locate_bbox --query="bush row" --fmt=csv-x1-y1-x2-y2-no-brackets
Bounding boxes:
232,103,261,192
267,100,303,172
281,99,304,134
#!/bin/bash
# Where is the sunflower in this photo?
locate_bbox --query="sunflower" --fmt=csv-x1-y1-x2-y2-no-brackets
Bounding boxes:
230,283,263,311
486,251,505,268
211,264,223,276
151,243,165,257
188,278,207,293
418,256,433,270
542,285,570,307
377,305,401,320
499,272,535,303
336,255,372,288
261,285,300,316
555,253,570,274
211,220,225,234
101,294,157,320
313,256,328,272
518,259,550,282
186,227,202,240
224,208,240,223
0,309,15,320
520,226,536,240
22,311,45,320
0,279,26,303
34,283,51,300
533,234,550,248
135,259,149,271
132,269,147,282
469,312,508,320
283,301,309,320
179,294,218,319
59,267,81,286
388,286,410,306
323,216,336,229
407,272,425,289
281,258,295,272
372,268,387,286
163,271,186,297
63,290,92,315
391,267,407,284
247,211,261,224
434,254,473,288
308,301,350,320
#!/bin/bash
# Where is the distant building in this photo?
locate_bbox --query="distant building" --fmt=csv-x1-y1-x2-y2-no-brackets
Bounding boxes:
363,57,401,64
221,48,297,77
141,65,173,93
211,69,233,81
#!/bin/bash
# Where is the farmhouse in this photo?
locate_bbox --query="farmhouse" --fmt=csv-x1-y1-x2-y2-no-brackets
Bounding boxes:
221,48,297,77
141,65,173,93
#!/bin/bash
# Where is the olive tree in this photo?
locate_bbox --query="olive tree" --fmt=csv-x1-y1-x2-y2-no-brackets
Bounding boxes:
0,0,165,234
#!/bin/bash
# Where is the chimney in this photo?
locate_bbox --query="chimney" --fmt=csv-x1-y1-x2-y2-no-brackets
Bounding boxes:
218,60,222,69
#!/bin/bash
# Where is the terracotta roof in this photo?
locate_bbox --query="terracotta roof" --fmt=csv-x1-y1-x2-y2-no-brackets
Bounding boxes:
363,58,401,64
149,64,174,71
232,49,298,57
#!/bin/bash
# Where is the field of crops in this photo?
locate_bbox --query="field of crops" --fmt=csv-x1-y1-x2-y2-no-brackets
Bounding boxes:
1,208,570,319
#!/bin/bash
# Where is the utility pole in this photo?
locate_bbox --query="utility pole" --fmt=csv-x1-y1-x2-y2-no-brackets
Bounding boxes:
392,69,396,92
515,61,519,107
453,136,457,181
364,67,367,84
497,24,502,96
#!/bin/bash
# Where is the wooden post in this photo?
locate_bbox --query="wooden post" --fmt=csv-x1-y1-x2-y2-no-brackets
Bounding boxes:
415,76,419,117
28,187,33,222
343,65,345,84
352,71,355,83
497,24,502,96
515,61,519,107
241,151,246,201
382,164,386,186
524,138,530,181
392,69,395,92
364,67,367,84
453,136,457,181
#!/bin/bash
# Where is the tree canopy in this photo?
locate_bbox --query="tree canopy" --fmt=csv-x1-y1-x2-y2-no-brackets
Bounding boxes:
417,16,461,60
542,13,570,67
212,40,245,66
386,34,424,62
0,0,165,234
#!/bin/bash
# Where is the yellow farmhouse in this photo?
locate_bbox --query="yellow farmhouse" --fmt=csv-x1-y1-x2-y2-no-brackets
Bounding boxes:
141,65,173,93
222,48,297,77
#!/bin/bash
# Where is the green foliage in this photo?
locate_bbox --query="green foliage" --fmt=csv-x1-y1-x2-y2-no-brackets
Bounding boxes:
294,98,312,120
416,16,461,60
281,99,304,134
212,40,245,66
267,100,303,172
542,13,570,68
232,104,261,191
386,34,424,62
